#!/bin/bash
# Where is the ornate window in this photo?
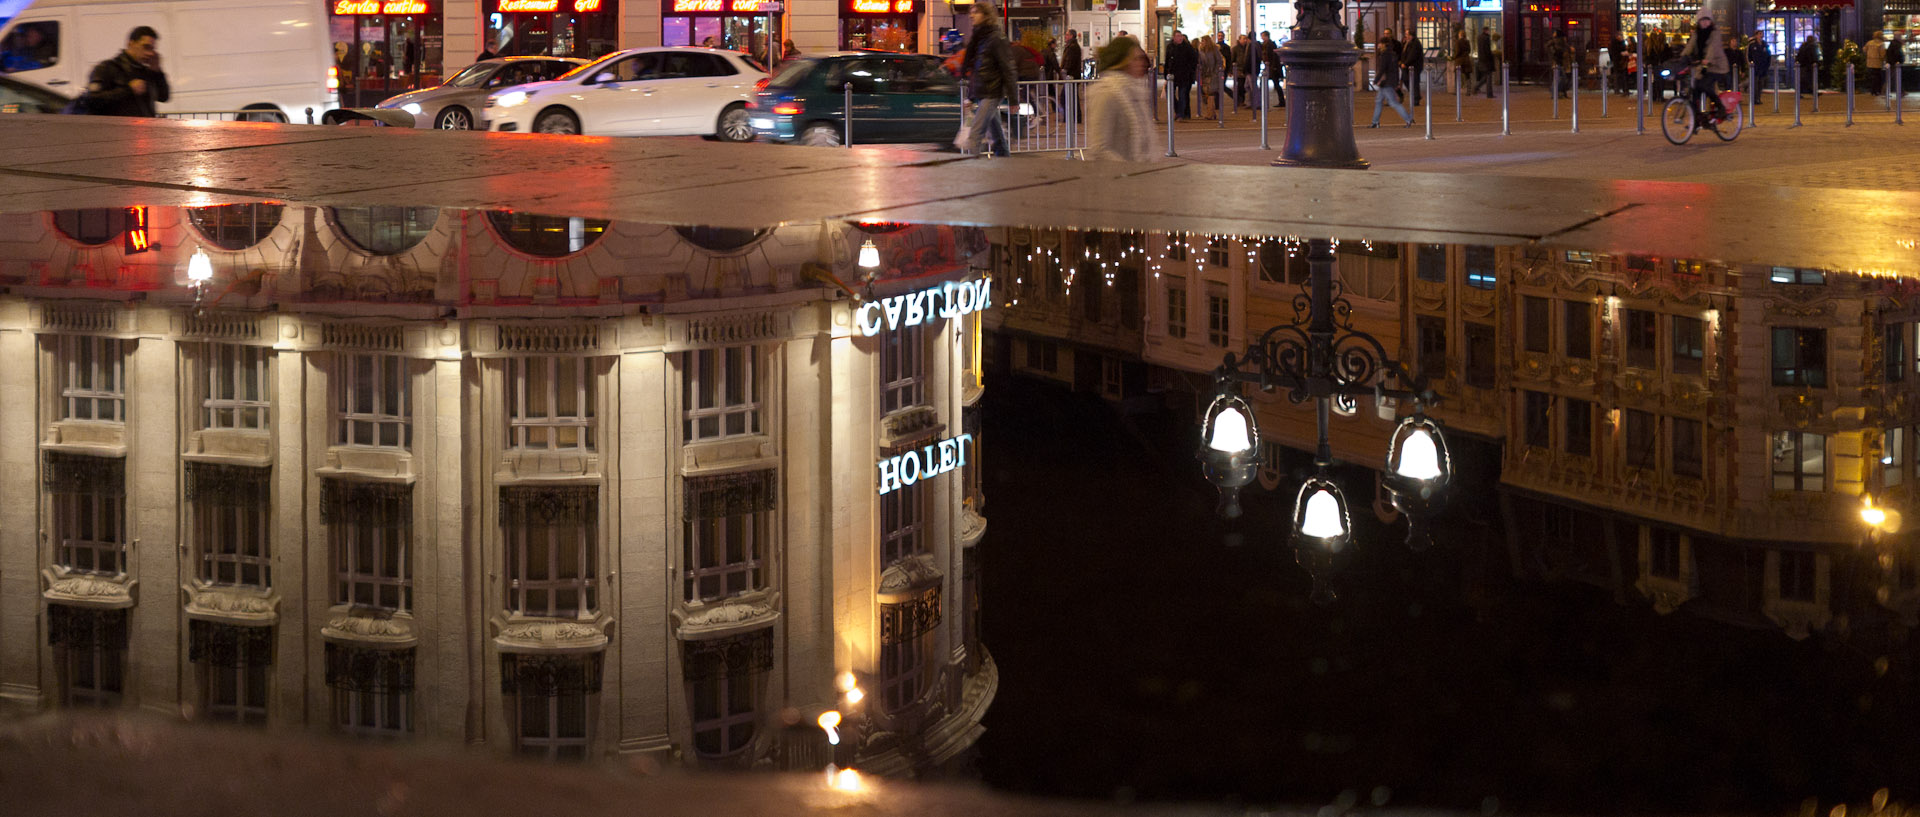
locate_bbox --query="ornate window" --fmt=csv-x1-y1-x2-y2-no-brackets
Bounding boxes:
681,346,761,443
49,605,127,708
332,206,437,255
1464,322,1496,389
1778,550,1818,602
1672,418,1704,478
1888,322,1911,384
1080,263,1102,323
1648,529,1683,580
56,335,125,422
338,353,412,447
1260,240,1308,285
190,620,272,726
1563,398,1594,457
1206,236,1230,267
1623,309,1658,370
1673,316,1706,376
1165,232,1188,262
880,324,925,415
187,204,284,251
326,643,414,737
51,208,131,246
45,452,125,575
1522,391,1551,449
1772,431,1827,492
203,343,271,430
880,477,924,567
1625,410,1657,470
1464,245,1497,289
1206,283,1229,347
880,587,940,713
188,462,272,588
1415,244,1446,283
1165,276,1188,339
1770,267,1825,285
1023,339,1058,374
1886,427,1906,488
501,485,598,618
1772,327,1827,387
324,480,412,611
683,630,772,759
506,357,596,451
1416,316,1447,381
486,211,609,258
1523,297,1550,354
503,652,602,761
1564,302,1593,360
683,471,775,603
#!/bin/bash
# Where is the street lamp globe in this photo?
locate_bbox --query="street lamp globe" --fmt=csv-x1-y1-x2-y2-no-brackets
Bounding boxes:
857,239,880,270
186,248,214,284
1291,474,1352,605
1384,412,1452,551
1199,392,1261,519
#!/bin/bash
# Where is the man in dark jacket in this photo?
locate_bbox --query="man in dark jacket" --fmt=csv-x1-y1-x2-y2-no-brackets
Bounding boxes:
1547,29,1570,96
1474,28,1495,97
956,3,1018,156
1062,30,1083,80
1259,30,1284,106
1231,34,1251,107
1746,30,1771,88
1401,30,1425,105
1796,35,1821,94
1164,31,1198,119
87,26,170,117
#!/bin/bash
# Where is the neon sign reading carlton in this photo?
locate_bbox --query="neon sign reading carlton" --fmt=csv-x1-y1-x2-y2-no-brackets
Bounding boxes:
855,276,991,337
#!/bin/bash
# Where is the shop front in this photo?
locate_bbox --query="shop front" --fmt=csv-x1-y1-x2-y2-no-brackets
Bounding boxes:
1461,0,1499,50
1410,0,1457,51
1758,0,1851,69
1616,0,1696,42
662,0,783,55
330,0,444,108
841,0,923,50
1514,0,1599,82
483,0,619,59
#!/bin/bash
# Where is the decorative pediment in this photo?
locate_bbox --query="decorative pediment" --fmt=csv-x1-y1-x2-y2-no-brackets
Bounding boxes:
183,584,279,625
494,617,609,652
322,611,417,647
675,599,780,641
879,554,944,600
42,569,134,608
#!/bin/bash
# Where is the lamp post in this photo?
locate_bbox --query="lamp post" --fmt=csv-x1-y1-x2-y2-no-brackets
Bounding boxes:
1271,0,1367,168
1198,238,1450,602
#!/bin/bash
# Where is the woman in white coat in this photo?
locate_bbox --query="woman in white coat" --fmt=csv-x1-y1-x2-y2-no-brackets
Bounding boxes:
1084,36,1156,162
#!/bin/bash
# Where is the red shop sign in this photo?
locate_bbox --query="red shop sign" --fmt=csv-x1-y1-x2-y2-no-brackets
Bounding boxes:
333,0,430,13
498,0,604,11
846,0,914,13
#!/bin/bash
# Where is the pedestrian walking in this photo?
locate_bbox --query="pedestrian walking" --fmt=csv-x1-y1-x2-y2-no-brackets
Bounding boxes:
1197,35,1223,116
1475,27,1495,96
1867,31,1887,95
1891,36,1907,95
1165,30,1198,119
1609,34,1628,92
1797,35,1821,95
955,2,1018,157
1232,34,1253,107
1369,29,1414,127
84,25,170,117
1085,36,1155,162
1451,25,1472,91
1548,28,1571,95
1746,30,1770,89
1401,29,1426,105
1062,30,1083,80
1260,30,1285,106
1649,29,1671,98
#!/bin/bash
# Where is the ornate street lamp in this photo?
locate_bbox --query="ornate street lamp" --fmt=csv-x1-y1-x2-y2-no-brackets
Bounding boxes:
1273,0,1367,169
1198,238,1447,601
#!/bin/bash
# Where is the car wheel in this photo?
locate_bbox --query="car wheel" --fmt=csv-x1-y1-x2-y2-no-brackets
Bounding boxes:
799,122,843,147
717,104,754,142
436,107,473,130
238,105,287,123
534,108,581,135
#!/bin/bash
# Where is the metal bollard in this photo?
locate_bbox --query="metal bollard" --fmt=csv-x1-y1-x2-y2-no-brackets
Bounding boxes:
1794,62,1803,126
1150,67,1160,122
1456,66,1464,121
1773,65,1782,112
1572,62,1580,133
1846,63,1855,125
1502,64,1511,135
1166,80,1177,157
1636,60,1646,134
1218,78,1227,128
1424,71,1434,139
1748,66,1758,128
1259,65,1271,150
1813,66,1821,112
1552,66,1561,119
1899,67,1906,125
844,82,854,147
1601,64,1609,117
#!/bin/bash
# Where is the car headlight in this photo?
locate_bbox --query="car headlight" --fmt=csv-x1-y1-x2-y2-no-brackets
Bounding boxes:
496,91,529,108
401,103,422,115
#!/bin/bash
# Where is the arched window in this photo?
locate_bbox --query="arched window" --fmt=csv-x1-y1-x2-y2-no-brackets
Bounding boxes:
187,204,285,251
673,226,768,254
486,212,609,258
51,209,132,246
331,207,438,255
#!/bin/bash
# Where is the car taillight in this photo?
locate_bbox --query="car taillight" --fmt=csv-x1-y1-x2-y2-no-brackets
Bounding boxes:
755,78,769,91
327,66,339,91
773,102,802,116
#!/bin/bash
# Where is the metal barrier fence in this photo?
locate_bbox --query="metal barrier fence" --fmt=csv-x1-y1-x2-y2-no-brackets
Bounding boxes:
1002,79,1094,156
160,109,288,123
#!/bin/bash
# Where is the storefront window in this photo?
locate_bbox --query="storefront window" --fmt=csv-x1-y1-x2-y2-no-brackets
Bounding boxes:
330,0,445,108
662,0,783,55
840,0,920,51
484,0,620,60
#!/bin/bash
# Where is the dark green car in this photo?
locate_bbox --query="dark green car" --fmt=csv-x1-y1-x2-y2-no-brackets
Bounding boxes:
749,52,962,147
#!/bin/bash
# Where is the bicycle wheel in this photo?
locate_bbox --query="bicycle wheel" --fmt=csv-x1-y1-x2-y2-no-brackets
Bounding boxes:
1661,98,1696,145
1712,104,1743,141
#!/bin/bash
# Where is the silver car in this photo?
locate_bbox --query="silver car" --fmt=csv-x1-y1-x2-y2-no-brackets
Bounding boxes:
376,57,585,130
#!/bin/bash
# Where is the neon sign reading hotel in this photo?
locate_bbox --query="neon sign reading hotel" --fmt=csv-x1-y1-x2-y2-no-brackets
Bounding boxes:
877,434,972,495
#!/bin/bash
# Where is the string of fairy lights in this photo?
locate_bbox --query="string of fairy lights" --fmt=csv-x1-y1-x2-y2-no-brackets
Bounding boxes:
1006,232,1383,307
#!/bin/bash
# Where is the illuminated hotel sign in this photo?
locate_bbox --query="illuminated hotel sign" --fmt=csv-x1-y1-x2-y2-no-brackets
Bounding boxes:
877,433,972,495
333,0,429,12
847,0,914,12
855,277,991,337
498,0,603,11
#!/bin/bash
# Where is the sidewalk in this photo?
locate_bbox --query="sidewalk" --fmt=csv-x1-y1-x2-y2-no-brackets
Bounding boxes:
1120,84,1920,192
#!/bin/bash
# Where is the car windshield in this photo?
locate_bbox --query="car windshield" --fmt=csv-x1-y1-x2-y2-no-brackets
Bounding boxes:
766,58,816,89
446,63,499,88
558,52,623,81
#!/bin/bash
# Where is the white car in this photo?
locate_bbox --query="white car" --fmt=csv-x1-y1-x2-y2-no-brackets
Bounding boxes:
483,47,766,140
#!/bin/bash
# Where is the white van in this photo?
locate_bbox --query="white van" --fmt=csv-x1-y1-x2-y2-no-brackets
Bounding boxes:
0,0,335,122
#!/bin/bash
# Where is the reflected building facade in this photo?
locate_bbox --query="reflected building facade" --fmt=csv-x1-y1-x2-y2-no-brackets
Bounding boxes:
0,205,993,773
988,228,1919,645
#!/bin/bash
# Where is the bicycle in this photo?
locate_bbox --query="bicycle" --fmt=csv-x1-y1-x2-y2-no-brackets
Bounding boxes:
1660,61,1743,144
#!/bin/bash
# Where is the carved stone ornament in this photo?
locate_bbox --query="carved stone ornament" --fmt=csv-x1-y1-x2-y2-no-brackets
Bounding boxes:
184,461,270,505
1765,600,1832,641
882,406,944,446
42,569,134,608
1635,576,1693,615
183,584,279,625
42,451,125,496
681,627,774,683
956,504,987,546
324,642,415,693
500,651,603,696
322,612,417,647
685,470,777,519
879,554,944,600
495,618,609,652
320,479,413,526
880,586,942,645
47,604,127,650
188,618,274,667
676,600,780,640
499,484,596,526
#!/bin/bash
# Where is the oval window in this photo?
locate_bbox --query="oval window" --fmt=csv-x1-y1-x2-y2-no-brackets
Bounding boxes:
332,206,438,255
674,225,768,254
51,208,133,247
486,211,610,258
187,203,285,251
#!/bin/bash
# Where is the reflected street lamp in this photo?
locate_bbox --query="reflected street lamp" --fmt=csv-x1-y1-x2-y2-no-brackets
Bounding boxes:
1197,238,1449,602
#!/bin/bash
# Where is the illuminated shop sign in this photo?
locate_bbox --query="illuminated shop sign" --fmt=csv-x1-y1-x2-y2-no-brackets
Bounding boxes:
847,0,914,13
877,433,973,495
667,0,775,12
855,277,992,337
333,0,429,12
124,206,154,254
1462,0,1500,12
497,0,603,11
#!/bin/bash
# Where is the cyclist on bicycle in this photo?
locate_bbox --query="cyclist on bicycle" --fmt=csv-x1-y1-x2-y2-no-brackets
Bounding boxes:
1685,10,1732,122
